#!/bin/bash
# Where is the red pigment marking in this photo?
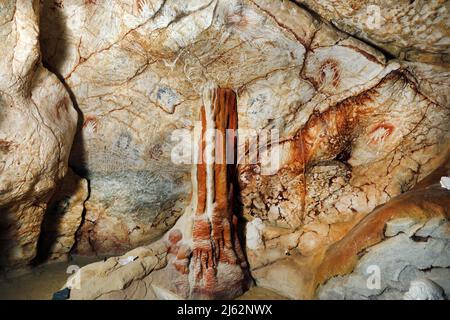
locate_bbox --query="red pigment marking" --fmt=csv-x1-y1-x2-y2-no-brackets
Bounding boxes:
82,115,98,132
136,0,146,13
167,229,183,255
319,59,341,88
0,140,12,153
369,123,395,144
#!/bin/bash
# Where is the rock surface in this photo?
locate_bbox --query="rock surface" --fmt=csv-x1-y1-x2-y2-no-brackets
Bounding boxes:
317,215,450,299
296,0,450,64
66,241,168,300
39,0,449,261
38,168,88,262
33,0,449,299
404,279,446,300
0,0,77,268
1,0,449,300
315,160,450,300
63,159,450,300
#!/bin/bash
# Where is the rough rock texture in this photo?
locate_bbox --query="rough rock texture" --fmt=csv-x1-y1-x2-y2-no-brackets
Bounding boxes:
40,0,450,299
318,215,450,300
67,241,168,300
39,0,449,262
66,86,250,300
404,279,446,300
296,0,450,64
65,159,450,300
0,0,77,268
37,168,88,262
24,0,447,299
236,4,450,299
315,160,450,300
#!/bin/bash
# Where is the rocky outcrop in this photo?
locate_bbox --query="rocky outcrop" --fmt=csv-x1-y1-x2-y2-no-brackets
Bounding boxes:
37,168,88,262
296,0,450,64
64,159,449,300
66,242,168,300
317,214,450,300
1,0,448,300
0,0,77,268
315,161,450,300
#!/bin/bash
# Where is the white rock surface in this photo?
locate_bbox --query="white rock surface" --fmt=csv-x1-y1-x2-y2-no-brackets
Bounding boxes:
404,279,446,300
318,217,450,300
440,176,450,190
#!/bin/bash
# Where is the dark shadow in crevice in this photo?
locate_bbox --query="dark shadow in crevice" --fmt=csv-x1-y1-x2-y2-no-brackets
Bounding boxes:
33,1,91,265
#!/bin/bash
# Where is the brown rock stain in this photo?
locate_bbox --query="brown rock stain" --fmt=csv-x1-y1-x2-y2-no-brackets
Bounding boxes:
0,140,13,153
319,58,341,88
55,97,68,120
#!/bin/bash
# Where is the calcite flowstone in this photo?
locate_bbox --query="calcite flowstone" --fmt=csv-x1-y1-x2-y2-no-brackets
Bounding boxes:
0,0,77,268
66,86,250,299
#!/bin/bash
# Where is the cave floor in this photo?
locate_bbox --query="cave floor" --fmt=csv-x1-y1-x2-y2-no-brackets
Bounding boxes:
0,255,104,300
0,255,287,300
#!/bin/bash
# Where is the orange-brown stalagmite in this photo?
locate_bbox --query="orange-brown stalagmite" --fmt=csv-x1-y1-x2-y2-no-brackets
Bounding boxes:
190,87,249,299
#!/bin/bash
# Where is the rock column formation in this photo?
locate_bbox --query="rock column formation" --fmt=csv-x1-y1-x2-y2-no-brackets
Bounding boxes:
190,86,248,299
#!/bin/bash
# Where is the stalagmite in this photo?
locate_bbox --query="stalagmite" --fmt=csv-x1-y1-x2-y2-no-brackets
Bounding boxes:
189,85,248,299
164,84,249,299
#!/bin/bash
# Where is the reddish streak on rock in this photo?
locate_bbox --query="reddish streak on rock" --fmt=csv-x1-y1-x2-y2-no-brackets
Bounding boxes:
369,123,395,144
82,115,98,131
136,0,146,13
320,59,341,88
55,97,68,120
196,107,207,215
166,229,182,255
